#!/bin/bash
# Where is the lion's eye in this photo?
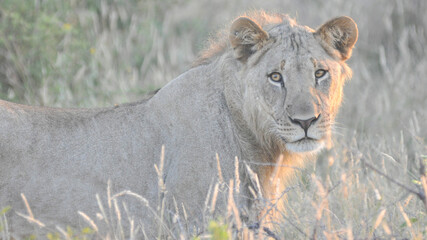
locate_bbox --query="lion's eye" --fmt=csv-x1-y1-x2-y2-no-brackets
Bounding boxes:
268,72,283,82
315,69,327,79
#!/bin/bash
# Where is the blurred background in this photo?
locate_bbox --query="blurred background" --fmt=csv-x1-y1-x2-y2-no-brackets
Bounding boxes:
0,0,426,238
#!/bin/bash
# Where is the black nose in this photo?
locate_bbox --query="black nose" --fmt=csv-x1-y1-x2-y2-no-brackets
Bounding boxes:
289,114,320,135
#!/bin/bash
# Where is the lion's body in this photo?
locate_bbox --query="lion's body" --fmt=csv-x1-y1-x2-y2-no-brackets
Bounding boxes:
1,68,242,235
0,12,357,237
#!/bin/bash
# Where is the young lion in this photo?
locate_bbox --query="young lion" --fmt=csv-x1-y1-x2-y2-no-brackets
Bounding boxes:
0,12,357,237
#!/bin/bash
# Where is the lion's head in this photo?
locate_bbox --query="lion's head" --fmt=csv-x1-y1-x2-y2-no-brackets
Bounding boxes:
205,13,358,154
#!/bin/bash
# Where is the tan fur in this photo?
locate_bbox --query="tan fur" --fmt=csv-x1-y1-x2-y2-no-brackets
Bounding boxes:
195,11,285,66
315,16,359,60
0,12,357,237
229,17,269,62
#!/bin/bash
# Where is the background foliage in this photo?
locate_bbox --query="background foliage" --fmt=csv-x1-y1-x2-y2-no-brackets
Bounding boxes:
0,0,426,239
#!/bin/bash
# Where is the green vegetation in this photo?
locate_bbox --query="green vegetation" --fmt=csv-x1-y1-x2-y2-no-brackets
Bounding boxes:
46,227,94,240
0,206,11,239
208,220,229,240
0,0,191,107
0,0,426,239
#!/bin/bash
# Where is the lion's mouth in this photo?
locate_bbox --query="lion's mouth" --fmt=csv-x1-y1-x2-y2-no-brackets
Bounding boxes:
281,136,319,143
292,137,318,143
282,137,324,153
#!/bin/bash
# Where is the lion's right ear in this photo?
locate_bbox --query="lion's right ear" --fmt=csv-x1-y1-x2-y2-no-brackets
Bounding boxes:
315,16,358,61
229,17,269,62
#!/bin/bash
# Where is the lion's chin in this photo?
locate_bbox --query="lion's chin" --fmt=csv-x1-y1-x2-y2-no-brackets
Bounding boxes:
285,138,325,153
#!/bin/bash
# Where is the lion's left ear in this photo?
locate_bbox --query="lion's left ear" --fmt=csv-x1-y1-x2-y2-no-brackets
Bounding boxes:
229,17,269,62
315,16,358,61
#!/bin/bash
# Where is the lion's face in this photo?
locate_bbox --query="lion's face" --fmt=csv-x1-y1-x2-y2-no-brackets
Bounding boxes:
244,40,342,153
230,16,357,153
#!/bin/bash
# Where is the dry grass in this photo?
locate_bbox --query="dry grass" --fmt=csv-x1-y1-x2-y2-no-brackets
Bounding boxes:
0,0,426,239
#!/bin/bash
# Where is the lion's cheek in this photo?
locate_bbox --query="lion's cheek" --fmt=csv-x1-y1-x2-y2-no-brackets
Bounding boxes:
328,81,344,117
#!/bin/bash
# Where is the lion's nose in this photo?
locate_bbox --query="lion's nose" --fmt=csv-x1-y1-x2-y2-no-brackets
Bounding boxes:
289,114,320,135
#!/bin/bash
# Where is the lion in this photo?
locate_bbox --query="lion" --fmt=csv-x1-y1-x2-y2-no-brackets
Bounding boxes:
0,11,357,238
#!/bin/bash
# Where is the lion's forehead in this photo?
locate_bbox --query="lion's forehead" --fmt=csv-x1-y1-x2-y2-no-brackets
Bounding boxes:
261,26,336,71
262,48,332,73
270,24,315,46
265,25,326,61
